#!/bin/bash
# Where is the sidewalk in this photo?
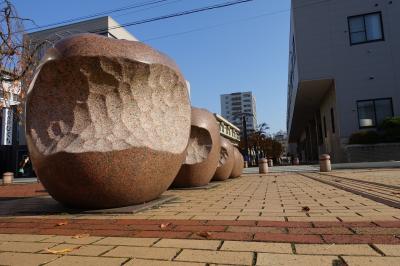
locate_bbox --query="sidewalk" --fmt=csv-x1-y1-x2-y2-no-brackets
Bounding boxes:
1,169,400,265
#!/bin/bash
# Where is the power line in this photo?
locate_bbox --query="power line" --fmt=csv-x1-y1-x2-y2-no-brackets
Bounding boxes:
89,0,256,34
24,0,172,33
142,0,332,42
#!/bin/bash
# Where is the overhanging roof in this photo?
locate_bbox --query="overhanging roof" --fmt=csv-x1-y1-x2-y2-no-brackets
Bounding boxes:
288,79,334,142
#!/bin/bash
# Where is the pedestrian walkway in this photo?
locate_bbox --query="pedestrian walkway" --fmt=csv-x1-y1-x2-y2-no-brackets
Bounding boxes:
1,169,400,265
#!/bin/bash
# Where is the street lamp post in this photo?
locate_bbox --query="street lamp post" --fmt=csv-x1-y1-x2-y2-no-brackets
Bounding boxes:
232,112,254,164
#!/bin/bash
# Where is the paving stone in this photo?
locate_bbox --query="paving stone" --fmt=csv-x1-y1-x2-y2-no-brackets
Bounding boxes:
41,235,104,244
221,241,292,253
288,227,353,235
295,244,379,256
102,246,180,260
256,253,339,266
175,249,253,265
254,233,323,243
0,241,56,252
45,255,127,266
125,258,206,265
323,234,400,244
374,244,400,256
0,252,58,266
227,226,285,233
93,237,158,246
0,233,53,242
343,256,400,266
352,227,400,235
154,239,221,250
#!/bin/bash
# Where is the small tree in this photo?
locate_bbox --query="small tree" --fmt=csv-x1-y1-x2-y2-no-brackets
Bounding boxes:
0,0,45,112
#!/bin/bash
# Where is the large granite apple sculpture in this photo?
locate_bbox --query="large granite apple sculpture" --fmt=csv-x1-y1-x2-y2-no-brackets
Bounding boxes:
26,33,191,209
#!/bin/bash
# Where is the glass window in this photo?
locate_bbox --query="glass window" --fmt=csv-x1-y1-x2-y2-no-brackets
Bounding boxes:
358,101,376,127
348,12,383,45
375,99,393,125
357,98,393,128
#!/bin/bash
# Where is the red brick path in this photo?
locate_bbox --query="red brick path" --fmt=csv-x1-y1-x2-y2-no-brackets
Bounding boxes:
0,183,46,198
1,218,399,244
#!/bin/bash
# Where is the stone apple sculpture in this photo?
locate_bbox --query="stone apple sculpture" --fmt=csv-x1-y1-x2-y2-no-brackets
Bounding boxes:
172,107,221,187
26,34,191,209
212,136,235,181
230,147,244,178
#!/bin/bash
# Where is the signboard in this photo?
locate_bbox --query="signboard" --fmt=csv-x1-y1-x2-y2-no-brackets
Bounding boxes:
1,108,13,145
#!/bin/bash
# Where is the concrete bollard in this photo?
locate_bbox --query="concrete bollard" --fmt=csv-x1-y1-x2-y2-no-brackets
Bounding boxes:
259,158,268,174
319,154,331,172
267,159,273,167
244,161,248,168
2,172,14,185
293,157,299,165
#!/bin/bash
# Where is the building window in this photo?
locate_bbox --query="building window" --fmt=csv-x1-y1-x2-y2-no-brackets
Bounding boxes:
348,12,384,45
323,116,327,138
330,108,336,134
357,98,393,128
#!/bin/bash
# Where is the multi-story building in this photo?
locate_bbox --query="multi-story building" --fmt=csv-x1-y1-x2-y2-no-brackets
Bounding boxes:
220,92,257,135
274,131,288,157
287,0,400,163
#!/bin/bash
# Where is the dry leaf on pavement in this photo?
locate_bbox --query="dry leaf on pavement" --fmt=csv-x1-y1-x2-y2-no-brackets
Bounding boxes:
45,247,78,254
160,223,170,229
72,233,90,239
197,231,212,238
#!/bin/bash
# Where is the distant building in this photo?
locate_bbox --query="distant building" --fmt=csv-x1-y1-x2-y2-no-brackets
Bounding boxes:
26,16,138,62
220,92,257,136
287,0,399,163
274,131,288,157
214,114,241,145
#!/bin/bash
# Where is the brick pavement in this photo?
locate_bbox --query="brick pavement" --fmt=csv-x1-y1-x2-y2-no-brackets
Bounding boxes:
1,169,400,265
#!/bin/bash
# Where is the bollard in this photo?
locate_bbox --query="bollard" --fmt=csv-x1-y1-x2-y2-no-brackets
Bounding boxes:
268,159,273,167
319,154,331,172
293,157,299,165
259,158,268,174
2,172,14,185
244,161,248,168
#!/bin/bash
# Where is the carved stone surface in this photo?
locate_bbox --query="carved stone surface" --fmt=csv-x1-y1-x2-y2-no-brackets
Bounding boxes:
172,107,221,187
230,147,244,178
212,137,235,181
26,34,191,209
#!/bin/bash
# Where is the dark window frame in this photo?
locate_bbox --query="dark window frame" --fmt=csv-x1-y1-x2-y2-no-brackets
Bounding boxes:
356,97,394,129
323,116,327,138
347,11,384,46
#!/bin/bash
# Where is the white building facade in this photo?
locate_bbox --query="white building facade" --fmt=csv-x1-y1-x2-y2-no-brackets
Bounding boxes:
220,92,257,136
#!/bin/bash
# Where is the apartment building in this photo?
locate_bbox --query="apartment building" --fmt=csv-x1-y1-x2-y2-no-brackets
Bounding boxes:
287,0,400,163
220,92,257,135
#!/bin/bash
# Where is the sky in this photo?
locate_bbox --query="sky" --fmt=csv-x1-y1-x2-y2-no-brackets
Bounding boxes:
12,0,291,134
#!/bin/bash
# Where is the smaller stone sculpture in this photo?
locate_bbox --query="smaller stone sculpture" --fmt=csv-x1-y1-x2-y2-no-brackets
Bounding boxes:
173,107,221,187
212,137,235,181
230,147,244,178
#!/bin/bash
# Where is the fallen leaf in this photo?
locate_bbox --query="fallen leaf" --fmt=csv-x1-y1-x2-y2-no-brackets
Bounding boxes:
301,206,310,212
197,231,212,238
72,233,90,239
160,223,170,229
56,221,68,226
45,247,78,254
